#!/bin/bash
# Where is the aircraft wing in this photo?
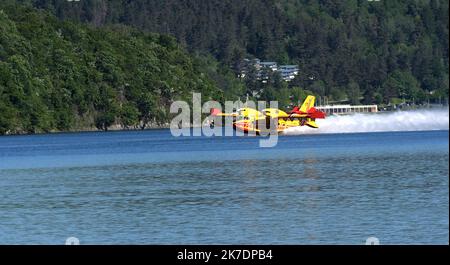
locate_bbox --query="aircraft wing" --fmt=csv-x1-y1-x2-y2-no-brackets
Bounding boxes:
275,113,309,119
214,113,239,117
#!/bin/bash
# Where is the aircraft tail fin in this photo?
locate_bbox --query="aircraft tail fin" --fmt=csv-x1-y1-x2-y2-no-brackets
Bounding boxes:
299,95,315,113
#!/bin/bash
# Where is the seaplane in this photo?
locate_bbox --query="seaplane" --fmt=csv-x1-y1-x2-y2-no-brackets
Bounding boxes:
210,95,326,135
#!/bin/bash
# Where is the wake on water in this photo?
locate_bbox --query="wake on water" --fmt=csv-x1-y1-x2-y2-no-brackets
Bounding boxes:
283,108,449,135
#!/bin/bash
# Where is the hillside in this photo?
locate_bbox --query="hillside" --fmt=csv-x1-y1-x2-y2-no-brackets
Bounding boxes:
23,0,449,104
0,3,220,134
1,1,449,135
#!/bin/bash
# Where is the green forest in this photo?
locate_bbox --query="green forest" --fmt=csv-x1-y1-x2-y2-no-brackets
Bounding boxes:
0,0,449,134
0,2,221,134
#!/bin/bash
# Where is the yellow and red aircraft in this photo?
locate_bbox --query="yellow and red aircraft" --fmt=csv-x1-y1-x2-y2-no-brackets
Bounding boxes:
210,95,326,135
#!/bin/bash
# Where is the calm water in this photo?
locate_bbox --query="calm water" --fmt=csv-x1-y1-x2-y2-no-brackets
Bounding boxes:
0,129,448,244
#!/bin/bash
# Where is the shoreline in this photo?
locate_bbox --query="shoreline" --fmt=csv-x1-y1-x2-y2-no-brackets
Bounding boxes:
0,124,171,137
0,123,207,137
1,107,448,137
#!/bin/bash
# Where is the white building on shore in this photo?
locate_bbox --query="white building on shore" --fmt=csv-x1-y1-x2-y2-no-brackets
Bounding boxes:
315,105,378,115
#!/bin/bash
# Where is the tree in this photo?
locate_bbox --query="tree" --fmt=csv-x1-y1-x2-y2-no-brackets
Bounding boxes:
95,85,119,131
348,80,361,105
120,103,140,128
382,70,422,104
0,101,17,134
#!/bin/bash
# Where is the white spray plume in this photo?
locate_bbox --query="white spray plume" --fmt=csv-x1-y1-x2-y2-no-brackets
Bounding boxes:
283,108,449,135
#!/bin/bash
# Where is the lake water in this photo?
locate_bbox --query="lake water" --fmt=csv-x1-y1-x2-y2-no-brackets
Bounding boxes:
0,129,448,244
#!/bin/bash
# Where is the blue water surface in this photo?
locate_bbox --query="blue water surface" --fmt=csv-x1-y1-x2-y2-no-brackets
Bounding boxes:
0,130,448,244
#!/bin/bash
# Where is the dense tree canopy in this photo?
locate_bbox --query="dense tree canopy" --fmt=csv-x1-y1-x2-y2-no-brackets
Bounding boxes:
23,0,449,104
0,3,220,134
0,0,448,134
